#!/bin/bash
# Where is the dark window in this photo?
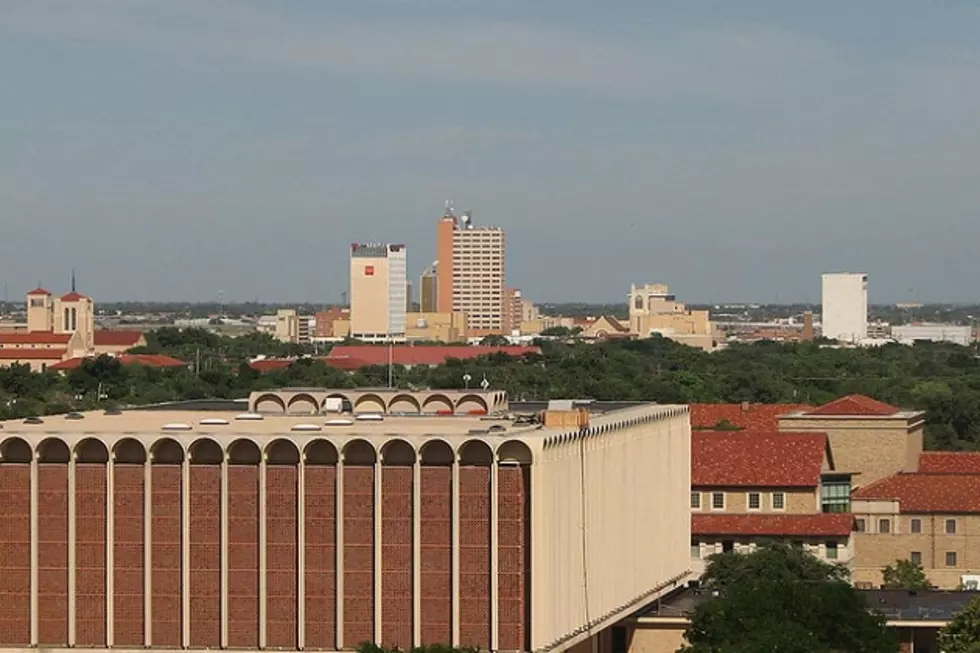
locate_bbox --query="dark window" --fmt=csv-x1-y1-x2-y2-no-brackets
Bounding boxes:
910,551,922,565
611,627,628,653
712,492,725,510
911,518,922,534
748,492,761,510
772,492,785,510
722,540,735,553
690,492,701,509
855,518,866,533
879,519,891,534
947,552,958,567
946,519,957,535
826,541,839,560
821,479,851,513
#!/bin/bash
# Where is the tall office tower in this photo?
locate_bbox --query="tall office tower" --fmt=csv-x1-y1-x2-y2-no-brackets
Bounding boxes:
821,272,868,343
349,243,407,342
435,202,507,334
419,263,438,313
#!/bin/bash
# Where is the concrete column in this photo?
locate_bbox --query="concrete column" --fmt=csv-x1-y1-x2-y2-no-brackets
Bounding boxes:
106,454,115,647
221,454,230,649
143,457,153,647
67,453,77,647
490,460,499,652
297,457,306,651
374,457,383,645
335,459,345,650
181,456,191,649
451,458,460,647
412,460,421,648
29,454,38,646
258,456,268,650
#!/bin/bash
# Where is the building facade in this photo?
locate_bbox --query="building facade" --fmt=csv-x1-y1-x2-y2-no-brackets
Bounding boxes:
435,205,507,335
891,323,972,346
627,284,717,351
0,393,690,653
821,273,868,343
350,244,408,342
419,265,438,314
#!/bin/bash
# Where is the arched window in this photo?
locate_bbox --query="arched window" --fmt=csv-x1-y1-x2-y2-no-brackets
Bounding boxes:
63,307,70,331
71,307,77,331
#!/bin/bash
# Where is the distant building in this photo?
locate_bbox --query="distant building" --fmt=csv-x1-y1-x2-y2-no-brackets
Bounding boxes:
349,243,407,342
405,311,469,342
273,309,300,344
892,323,971,346
419,264,438,313
436,203,506,335
627,283,718,350
313,307,350,339
821,273,868,343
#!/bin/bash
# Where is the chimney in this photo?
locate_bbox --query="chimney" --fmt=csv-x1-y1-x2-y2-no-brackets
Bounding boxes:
802,311,814,342
740,401,750,412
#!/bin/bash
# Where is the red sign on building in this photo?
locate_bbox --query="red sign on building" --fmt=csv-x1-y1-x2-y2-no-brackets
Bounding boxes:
365,266,375,276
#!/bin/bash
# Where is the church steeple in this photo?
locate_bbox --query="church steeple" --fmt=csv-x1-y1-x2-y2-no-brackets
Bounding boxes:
71,268,76,293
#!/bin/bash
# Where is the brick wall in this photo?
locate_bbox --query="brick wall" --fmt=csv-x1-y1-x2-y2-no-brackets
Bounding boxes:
497,466,529,651
344,466,376,647
189,466,221,648
458,466,491,649
0,465,31,645
37,464,68,645
419,467,452,645
76,464,107,646
267,465,298,648
113,464,145,645
381,467,413,648
150,465,181,647
227,465,259,648
304,465,336,649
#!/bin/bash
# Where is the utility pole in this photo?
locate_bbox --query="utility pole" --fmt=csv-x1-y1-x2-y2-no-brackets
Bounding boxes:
387,338,394,389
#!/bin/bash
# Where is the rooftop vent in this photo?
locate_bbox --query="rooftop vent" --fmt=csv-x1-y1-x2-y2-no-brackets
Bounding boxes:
23,417,43,425
235,413,264,421
104,409,123,416
325,418,354,427
162,423,193,431
292,424,322,432
64,412,85,420
488,424,506,433
200,418,230,426
355,414,384,422
468,428,488,435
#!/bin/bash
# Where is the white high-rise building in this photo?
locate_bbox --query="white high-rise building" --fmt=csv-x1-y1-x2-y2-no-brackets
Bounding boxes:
821,273,868,343
349,243,407,342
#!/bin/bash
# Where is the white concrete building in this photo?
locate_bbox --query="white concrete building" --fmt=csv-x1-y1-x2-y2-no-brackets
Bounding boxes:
892,323,972,346
821,273,868,343
349,243,407,342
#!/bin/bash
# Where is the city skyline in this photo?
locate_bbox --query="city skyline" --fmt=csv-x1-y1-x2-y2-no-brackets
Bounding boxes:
3,2,980,304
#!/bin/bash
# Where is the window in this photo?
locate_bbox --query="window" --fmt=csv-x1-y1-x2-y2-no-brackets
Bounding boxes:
712,492,725,510
946,519,957,535
691,538,701,559
826,541,839,560
910,518,922,534
748,492,761,510
879,519,891,534
690,492,701,510
855,518,866,533
821,478,852,513
910,551,922,565
772,492,785,510
946,552,958,567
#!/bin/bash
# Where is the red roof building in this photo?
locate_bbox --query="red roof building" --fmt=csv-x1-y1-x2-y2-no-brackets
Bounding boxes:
0,332,74,346
803,394,901,417
692,513,855,537
249,359,298,373
692,430,829,488
93,330,147,349
49,354,187,371
690,403,811,430
852,473,980,514
325,345,541,369
26,287,51,296
0,349,67,361
59,291,90,302
918,452,980,474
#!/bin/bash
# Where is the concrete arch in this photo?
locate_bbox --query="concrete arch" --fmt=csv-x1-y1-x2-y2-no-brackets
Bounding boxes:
304,439,339,465
422,394,454,414
323,393,353,413
354,393,385,414
420,440,454,466
287,393,319,416
497,440,533,466
113,438,147,464
456,394,489,414
75,438,109,464
189,438,223,465
254,393,287,414
343,439,377,465
388,394,421,414
381,439,416,466
228,438,261,465
150,438,185,464
0,437,32,463
458,439,493,466
266,439,300,465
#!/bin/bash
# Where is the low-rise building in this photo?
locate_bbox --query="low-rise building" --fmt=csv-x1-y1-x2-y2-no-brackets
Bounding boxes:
627,283,719,351
892,323,972,346
405,311,469,342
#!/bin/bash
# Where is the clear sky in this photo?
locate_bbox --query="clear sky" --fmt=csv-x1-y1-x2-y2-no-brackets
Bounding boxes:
2,1,980,305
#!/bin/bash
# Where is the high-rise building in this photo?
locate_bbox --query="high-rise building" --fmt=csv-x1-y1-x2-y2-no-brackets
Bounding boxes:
349,243,407,342
419,263,438,313
821,273,868,343
435,203,506,334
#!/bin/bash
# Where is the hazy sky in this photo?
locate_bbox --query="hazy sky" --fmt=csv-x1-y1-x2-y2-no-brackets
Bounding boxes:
2,1,980,305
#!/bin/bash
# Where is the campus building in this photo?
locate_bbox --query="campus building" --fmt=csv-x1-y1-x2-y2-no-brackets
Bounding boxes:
0,391,691,653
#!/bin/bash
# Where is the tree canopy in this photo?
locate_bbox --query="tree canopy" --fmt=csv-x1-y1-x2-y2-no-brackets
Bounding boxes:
681,543,897,653
938,596,980,653
881,559,932,590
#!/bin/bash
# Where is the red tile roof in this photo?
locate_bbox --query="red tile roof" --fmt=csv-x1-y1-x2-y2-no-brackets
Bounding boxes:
852,473,980,513
0,349,67,360
326,345,541,368
804,394,900,416
692,513,855,537
26,287,51,296
49,354,187,371
919,452,980,474
60,291,89,302
249,359,297,372
0,332,73,345
94,330,146,347
690,403,811,430
692,431,827,487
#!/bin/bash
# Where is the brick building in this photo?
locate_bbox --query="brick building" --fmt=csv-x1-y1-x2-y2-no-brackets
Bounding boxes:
0,390,690,653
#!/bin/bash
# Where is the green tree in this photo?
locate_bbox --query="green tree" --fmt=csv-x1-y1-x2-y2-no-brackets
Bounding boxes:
681,543,897,653
478,334,510,346
881,559,932,590
938,595,980,653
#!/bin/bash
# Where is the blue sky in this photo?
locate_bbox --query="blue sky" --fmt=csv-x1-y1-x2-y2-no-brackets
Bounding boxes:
2,1,980,304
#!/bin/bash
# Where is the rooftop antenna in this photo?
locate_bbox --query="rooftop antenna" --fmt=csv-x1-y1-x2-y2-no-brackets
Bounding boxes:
461,211,473,228
70,268,76,293
443,199,456,218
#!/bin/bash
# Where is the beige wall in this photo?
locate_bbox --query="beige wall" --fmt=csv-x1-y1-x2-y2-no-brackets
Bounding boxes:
530,406,691,651
350,254,392,338
778,416,923,489
630,624,687,653
53,297,94,352
26,294,53,332
692,487,819,514
405,311,468,342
